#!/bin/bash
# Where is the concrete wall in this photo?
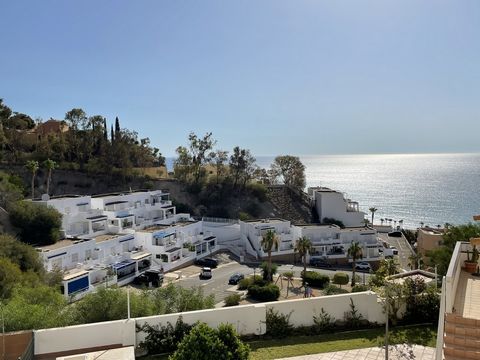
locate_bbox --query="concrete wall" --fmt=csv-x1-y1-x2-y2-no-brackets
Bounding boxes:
265,291,385,327
33,292,385,358
34,319,136,358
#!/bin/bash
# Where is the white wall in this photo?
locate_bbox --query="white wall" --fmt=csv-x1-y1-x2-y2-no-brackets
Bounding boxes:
33,292,385,357
34,319,136,357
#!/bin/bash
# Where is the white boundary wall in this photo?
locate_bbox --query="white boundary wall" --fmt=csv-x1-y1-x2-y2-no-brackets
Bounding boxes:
34,292,384,357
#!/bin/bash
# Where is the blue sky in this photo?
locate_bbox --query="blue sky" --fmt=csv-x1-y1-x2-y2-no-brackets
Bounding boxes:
1,1,479,156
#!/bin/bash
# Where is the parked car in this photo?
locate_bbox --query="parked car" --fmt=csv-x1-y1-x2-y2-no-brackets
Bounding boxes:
195,257,218,268
309,258,332,268
388,231,402,237
384,247,399,257
228,273,245,285
133,270,164,287
355,262,371,271
199,267,212,279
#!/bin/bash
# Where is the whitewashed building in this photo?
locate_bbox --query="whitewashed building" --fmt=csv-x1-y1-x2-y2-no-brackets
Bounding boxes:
34,190,216,299
309,187,366,227
242,219,381,265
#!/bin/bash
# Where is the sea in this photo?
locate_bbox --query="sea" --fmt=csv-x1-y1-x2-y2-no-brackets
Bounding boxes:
166,153,480,229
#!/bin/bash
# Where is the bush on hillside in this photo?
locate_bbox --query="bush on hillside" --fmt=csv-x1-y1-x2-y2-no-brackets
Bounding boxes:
224,293,241,307
301,271,330,289
139,316,192,355
9,201,62,245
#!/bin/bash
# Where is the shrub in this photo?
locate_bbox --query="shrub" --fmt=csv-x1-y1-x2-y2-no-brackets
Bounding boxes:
323,284,349,295
238,211,251,221
344,298,364,329
313,307,335,333
351,284,369,293
265,308,293,338
237,275,264,290
170,323,249,360
260,262,278,281
247,284,280,302
139,316,192,355
322,217,345,228
246,182,267,202
224,293,241,307
332,272,349,288
9,201,62,245
301,271,330,289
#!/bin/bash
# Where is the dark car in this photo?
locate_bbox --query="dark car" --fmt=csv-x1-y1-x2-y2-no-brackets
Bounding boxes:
133,270,164,287
388,231,402,237
194,257,218,268
228,273,245,285
309,258,332,268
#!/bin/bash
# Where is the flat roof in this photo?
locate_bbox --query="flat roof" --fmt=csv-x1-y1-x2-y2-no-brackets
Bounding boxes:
139,220,198,233
93,233,130,243
165,247,181,253
38,238,93,251
104,200,129,206
244,218,288,224
131,251,152,260
63,269,89,281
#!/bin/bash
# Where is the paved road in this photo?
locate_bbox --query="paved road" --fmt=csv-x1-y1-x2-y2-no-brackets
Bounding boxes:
378,233,414,271
174,261,372,303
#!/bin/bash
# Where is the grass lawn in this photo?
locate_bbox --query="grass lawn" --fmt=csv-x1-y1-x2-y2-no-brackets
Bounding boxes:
248,325,437,360
140,324,437,360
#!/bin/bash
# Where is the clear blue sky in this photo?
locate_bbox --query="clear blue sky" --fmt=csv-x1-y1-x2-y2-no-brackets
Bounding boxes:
1,1,479,156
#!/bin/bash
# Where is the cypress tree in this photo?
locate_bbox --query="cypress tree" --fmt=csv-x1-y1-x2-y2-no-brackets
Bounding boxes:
110,125,114,143
103,118,108,141
115,117,120,137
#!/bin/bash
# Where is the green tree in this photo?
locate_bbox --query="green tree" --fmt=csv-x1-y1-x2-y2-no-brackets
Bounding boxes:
0,234,45,273
0,171,24,209
25,160,39,199
347,241,363,287
9,201,62,245
270,155,306,190
427,223,480,275
369,207,378,225
212,150,229,184
43,159,57,196
2,113,35,130
229,146,256,189
295,236,312,281
260,229,280,282
169,323,249,360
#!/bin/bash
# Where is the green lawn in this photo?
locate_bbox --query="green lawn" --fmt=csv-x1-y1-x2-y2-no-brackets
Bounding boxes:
140,324,437,360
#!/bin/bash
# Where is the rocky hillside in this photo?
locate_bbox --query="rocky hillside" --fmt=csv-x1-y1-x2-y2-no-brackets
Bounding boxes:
2,166,314,223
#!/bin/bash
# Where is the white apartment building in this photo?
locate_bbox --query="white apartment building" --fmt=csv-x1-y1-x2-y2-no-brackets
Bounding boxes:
34,190,216,299
309,187,366,227
242,219,381,265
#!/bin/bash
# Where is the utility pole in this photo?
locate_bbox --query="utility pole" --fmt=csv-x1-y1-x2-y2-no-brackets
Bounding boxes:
385,284,389,360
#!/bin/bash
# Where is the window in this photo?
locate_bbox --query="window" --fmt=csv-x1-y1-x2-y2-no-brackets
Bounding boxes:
85,249,92,260
156,254,161,259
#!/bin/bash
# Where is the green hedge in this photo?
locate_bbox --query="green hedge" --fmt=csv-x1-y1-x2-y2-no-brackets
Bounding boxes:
332,272,349,287
323,284,349,295
247,284,280,302
238,275,265,290
301,271,330,289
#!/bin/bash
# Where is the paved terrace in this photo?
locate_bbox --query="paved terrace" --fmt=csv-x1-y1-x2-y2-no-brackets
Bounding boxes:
453,269,480,320
276,345,435,360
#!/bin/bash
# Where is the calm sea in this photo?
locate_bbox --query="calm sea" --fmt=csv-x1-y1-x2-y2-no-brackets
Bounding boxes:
167,153,480,228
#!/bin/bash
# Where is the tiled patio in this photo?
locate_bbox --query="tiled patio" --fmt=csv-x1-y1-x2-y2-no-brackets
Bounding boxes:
275,345,435,360
453,270,480,320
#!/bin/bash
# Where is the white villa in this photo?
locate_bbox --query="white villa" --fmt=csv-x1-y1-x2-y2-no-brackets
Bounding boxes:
34,190,216,299
242,218,381,266
308,187,366,227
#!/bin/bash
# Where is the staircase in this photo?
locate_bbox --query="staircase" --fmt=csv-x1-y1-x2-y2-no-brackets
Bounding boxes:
444,313,480,359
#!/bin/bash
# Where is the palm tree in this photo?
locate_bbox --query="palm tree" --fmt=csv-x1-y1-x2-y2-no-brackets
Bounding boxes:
347,241,363,287
43,158,57,196
295,236,312,283
25,160,39,200
260,229,279,282
420,222,424,228
380,218,384,226
369,207,378,225
383,258,399,275
408,253,422,270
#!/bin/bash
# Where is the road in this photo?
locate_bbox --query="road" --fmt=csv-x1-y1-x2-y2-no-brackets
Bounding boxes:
378,233,415,271
174,261,372,303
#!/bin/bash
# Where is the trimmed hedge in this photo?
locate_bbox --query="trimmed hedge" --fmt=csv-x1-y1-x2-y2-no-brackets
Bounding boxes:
301,271,330,289
323,284,349,295
247,284,280,302
332,272,349,287
238,275,265,290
